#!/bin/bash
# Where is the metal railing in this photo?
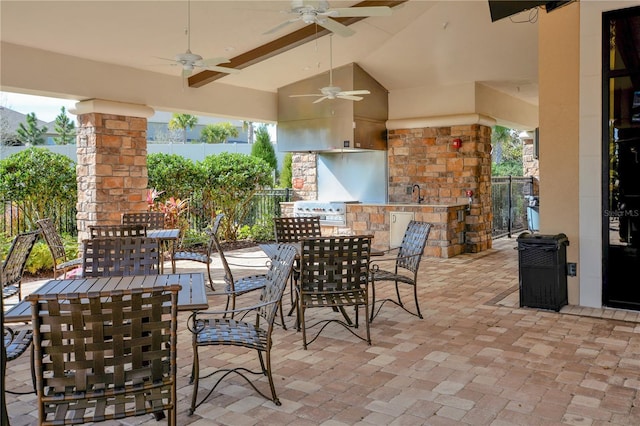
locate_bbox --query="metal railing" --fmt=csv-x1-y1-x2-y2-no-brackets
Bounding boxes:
491,176,537,238
4,181,535,240
1,189,292,238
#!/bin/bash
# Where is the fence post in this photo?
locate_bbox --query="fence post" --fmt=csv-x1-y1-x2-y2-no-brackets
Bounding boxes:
508,175,513,238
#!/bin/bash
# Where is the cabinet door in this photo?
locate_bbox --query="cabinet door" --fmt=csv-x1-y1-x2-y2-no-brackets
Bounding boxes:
390,212,415,248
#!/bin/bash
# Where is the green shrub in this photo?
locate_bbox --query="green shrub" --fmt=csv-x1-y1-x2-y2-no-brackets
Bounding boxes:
0,147,76,228
147,153,202,201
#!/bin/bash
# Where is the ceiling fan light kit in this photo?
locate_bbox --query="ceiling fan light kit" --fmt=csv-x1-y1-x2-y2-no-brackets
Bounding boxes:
264,0,392,37
159,0,239,78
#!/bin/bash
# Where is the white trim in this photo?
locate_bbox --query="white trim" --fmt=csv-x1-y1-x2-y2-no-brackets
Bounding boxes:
386,114,497,130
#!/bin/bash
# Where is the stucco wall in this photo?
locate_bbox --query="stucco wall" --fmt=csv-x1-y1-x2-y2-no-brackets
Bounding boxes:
538,2,581,305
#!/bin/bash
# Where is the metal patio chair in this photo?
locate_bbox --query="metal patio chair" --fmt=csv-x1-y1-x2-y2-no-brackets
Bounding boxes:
27,286,181,425
187,243,296,413
81,236,160,277
88,223,147,238
121,211,165,230
369,220,431,321
36,218,83,279
273,216,322,315
296,234,373,349
2,230,40,300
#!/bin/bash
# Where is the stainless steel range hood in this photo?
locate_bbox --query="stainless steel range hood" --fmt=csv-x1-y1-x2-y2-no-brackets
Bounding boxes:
277,63,388,152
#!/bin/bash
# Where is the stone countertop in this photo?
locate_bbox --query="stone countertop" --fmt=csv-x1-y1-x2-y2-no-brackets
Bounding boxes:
356,202,467,208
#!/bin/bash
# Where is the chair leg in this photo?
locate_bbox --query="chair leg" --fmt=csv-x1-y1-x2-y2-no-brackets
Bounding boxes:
413,283,423,319
370,279,377,322
189,345,200,415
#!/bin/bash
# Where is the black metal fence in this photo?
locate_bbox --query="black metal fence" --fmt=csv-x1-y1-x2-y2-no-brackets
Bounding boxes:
3,181,534,240
1,189,292,238
491,176,537,238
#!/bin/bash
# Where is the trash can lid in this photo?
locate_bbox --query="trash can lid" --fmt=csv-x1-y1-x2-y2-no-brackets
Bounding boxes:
516,232,569,246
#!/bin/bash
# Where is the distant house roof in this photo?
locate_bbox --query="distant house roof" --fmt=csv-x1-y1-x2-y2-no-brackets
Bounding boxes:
0,106,51,133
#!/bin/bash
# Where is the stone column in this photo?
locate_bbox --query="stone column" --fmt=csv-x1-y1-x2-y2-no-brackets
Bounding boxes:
71,100,154,241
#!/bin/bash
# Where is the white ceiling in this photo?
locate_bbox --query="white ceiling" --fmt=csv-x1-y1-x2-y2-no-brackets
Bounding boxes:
0,1,540,106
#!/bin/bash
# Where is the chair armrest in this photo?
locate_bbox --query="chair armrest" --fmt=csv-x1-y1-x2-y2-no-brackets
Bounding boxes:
187,299,278,333
369,252,421,273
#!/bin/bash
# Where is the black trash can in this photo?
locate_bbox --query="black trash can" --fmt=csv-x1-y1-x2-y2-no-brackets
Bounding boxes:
517,232,569,311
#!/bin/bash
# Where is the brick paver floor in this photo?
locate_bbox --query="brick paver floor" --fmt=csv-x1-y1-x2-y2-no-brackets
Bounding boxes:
5,237,640,425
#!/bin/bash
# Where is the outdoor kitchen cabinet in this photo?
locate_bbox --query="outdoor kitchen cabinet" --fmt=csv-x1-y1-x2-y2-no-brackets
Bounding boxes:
390,211,414,248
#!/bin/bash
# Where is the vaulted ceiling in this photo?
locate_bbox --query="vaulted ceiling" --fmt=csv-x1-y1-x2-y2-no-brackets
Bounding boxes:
0,1,540,121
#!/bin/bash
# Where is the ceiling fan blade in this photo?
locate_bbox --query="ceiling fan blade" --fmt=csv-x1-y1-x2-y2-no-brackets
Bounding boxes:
263,17,299,35
200,57,230,66
339,90,371,96
201,65,241,74
328,6,392,18
317,17,355,37
337,95,364,101
290,93,324,98
313,96,329,104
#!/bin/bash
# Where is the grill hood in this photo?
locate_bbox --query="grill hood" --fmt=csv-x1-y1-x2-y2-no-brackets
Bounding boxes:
277,63,388,152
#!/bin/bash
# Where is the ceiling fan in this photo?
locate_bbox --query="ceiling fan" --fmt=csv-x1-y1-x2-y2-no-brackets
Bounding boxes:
159,0,239,78
290,35,370,103
264,0,392,37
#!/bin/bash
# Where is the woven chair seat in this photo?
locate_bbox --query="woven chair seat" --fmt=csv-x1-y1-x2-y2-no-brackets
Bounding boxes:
194,318,267,350
224,275,266,295
173,251,211,264
301,290,368,308
3,284,19,299
4,327,33,362
370,269,416,284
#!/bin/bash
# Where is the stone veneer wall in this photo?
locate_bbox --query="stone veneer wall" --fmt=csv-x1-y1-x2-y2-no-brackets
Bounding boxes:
387,124,493,253
290,152,318,201
76,113,148,241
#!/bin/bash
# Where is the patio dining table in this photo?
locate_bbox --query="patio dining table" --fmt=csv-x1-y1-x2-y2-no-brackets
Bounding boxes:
3,272,208,323
147,228,181,273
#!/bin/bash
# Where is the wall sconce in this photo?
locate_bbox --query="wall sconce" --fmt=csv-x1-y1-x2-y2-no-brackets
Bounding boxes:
452,138,462,149
465,189,474,211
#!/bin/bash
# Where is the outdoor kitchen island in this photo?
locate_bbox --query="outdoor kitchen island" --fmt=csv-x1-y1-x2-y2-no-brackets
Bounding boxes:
280,202,468,259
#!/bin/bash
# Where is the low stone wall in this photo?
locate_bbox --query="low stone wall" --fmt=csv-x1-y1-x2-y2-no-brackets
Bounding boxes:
279,202,467,258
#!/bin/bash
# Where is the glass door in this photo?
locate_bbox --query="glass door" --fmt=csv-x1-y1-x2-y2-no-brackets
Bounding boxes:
603,6,640,309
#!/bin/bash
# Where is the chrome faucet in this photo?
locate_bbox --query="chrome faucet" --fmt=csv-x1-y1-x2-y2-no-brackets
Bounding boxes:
412,184,424,204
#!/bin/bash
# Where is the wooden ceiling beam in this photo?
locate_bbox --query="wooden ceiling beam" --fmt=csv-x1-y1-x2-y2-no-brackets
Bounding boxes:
188,0,407,88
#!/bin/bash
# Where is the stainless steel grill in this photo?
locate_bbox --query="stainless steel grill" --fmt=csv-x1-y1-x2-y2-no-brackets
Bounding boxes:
293,201,355,227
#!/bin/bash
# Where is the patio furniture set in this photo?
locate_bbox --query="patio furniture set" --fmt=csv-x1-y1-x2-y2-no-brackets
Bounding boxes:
1,213,432,424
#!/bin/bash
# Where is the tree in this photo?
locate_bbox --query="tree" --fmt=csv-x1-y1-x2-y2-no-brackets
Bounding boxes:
491,125,523,176
16,112,47,145
198,152,272,240
200,122,239,144
279,152,293,188
168,113,198,143
242,120,254,144
251,125,277,181
53,106,76,145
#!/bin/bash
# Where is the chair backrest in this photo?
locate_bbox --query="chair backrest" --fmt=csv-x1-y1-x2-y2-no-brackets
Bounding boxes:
36,218,68,266
27,286,180,424
256,244,297,325
82,236,160,277
274,216,321,243
121,212,165,230
203,213,225,257
396,221,432,273
88,224,147,238
208,214,237,288
2,230,40,298
299,235,373,293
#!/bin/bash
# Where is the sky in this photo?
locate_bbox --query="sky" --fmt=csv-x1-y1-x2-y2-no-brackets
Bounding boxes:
0,91,77,122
